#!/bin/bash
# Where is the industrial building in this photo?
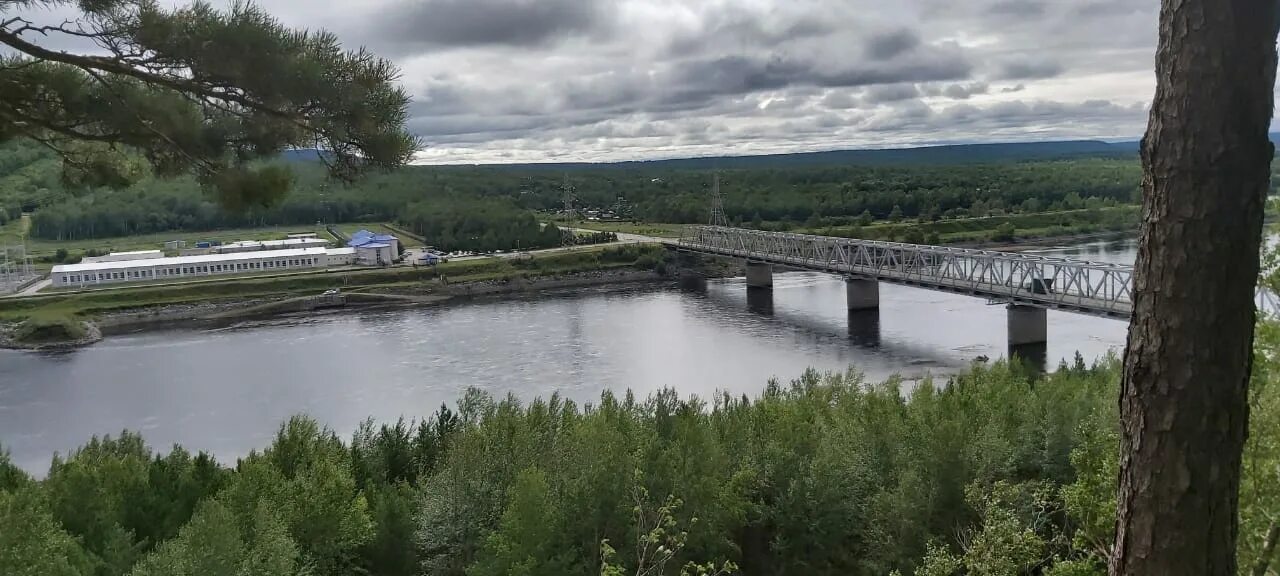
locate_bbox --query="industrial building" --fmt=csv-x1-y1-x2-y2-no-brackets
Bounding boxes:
347,230,399,266
51,247,350,288
82,250,164,263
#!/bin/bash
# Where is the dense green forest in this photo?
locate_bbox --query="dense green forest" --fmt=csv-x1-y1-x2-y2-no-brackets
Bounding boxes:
5,308,1280,576
1,139,1152,245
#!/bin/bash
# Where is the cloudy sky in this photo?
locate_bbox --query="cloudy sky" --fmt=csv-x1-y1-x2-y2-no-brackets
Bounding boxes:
37,0,1166,163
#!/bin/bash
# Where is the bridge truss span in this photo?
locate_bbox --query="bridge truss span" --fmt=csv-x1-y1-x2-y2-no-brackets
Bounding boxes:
677,226,1144,318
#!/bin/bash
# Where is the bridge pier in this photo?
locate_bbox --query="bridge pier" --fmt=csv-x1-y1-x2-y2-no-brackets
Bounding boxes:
1006,304,1047,346
745,261,773,289
845,278,879,310
847,309,881,347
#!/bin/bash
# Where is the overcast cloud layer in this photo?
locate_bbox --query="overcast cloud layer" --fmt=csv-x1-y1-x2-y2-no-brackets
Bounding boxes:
64,0,1174,162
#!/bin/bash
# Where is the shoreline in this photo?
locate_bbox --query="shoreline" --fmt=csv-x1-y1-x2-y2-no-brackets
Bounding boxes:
5,268,667,349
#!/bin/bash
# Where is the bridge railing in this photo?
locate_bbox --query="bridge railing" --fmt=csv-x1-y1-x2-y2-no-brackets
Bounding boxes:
678,226,1141,317
674,225,1280,320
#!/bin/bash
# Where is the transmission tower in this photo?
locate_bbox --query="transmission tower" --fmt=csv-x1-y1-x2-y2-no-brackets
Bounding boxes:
561,173,577,223
708,173,728,227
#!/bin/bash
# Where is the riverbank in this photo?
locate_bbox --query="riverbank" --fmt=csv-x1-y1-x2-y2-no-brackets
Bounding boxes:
94,268,665,335
0,244,685,349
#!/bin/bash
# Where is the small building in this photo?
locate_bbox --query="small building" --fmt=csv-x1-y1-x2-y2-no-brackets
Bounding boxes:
354,243,394,266
82,250,164,264
163,240,187,251
287,233,319,239
347,229,399,263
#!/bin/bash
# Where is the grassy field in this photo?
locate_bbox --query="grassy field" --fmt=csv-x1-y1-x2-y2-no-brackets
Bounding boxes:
568,221,687,238
0,244,664,322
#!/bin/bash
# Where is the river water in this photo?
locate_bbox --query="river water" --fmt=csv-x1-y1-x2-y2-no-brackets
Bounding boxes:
0,237,1137,473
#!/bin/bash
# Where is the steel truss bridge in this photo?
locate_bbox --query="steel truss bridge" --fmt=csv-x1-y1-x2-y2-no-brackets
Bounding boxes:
673,226,1278,320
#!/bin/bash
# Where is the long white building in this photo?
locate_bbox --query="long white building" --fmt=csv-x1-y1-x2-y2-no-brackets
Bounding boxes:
51,247,346,288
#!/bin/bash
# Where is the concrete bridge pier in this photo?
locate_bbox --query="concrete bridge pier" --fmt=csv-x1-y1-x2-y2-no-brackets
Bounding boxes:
845,278,880,310
1006,304,1047,346
747,288,775,315
745,261,773,289
847,309,881,347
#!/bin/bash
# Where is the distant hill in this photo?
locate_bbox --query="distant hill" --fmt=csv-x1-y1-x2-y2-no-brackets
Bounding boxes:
477,139,1144,171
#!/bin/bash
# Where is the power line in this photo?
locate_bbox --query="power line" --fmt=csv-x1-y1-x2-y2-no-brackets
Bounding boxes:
708,172,728,227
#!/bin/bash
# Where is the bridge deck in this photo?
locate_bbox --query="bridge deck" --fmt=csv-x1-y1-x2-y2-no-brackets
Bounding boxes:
669,226,1279,320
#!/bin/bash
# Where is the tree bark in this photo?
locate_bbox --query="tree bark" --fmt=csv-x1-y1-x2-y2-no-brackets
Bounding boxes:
1111,2,1279,575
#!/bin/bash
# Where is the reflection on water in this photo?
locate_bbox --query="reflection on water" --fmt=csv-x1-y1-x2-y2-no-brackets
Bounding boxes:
0,238,1140,473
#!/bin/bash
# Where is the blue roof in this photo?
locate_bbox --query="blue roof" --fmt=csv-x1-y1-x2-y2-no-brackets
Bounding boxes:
359,242,390,249
372,234,398,242
347,237,372,247
351,229,375,239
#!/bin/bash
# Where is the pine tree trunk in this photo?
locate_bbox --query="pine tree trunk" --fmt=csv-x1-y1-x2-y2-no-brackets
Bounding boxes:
1111,2,1278,575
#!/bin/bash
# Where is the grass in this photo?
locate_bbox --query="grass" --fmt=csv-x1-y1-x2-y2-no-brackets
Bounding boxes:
0,244,666,323
12,311,86,344
565,221,687,238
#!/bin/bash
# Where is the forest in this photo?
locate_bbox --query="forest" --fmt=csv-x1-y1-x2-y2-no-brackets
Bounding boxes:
0,139,1159,247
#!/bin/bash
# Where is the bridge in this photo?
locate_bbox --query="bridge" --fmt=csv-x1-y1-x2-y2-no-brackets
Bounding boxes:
670,225,1278,348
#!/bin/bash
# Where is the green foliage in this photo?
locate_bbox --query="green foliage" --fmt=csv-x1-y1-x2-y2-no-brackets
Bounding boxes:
992,222,1017,242
13,312,86,343
41,432,227,575
470,467,576,576
127,499,302,576
0,448,29,492
222,416,373,576
0,487,93,576
0,0,415,206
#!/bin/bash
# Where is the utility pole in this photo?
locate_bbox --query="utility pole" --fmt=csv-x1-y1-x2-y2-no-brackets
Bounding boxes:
708,172,728,227
561,173,577,224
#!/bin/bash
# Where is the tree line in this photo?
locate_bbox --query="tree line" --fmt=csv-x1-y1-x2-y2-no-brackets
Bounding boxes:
5,307,1279,576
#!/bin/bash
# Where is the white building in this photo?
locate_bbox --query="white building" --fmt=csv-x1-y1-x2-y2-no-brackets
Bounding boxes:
51,247,348,288
354,243,395,266
326,247,356,266
82,250,164,264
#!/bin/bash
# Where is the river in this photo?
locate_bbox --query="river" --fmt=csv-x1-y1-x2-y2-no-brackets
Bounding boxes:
0,237,1137,473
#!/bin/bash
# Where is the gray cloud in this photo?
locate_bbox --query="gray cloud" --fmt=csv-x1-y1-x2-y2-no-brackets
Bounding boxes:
369,0,612,53
993,57,1065,80
942,82,990,99
865,29,921,60
863,84,921,104
986,0,1045,18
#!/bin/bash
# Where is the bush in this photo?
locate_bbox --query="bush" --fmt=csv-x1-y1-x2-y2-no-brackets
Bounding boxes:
14,314,86,344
